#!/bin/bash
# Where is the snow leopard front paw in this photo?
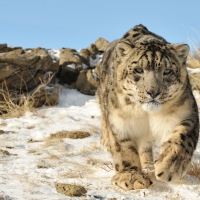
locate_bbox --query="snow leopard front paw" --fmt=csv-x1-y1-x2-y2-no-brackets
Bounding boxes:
154,141,191,182
112,171,152,190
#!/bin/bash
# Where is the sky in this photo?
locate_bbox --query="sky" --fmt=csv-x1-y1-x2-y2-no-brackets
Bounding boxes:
1,1,200,52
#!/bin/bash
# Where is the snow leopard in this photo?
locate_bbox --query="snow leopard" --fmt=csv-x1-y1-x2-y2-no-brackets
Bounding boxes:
97,24,199,190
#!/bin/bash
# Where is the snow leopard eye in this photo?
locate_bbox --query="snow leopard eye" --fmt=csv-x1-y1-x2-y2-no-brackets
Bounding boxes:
163,69,172,75
134,68,144,74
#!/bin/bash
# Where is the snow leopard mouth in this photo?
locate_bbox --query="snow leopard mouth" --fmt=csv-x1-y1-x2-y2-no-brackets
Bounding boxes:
142,100,162,112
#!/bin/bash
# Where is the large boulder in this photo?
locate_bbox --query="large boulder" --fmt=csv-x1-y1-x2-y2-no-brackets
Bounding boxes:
73,69,98,95
94,37,110,52
0,48,54,91
59,48,82,69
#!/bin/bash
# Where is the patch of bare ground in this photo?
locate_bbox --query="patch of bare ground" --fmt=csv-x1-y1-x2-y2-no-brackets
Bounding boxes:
49,130,90,139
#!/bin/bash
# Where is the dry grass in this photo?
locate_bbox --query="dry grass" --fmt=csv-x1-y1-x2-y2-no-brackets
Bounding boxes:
0,73,56,118
188,46,200,69
0,90,35,118
0,79,35,118
187,161,200,181
49,130,90,139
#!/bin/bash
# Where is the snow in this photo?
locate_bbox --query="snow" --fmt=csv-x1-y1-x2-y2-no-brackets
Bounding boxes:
82,63,89,70
89,53,103,68
0,53,200,199
67,63,76,70
48,49,60,61
187,67,200,74
92,69,98,81
0,83,200,200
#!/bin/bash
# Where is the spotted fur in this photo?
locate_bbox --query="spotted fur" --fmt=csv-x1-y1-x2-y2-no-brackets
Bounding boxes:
97,24,199,190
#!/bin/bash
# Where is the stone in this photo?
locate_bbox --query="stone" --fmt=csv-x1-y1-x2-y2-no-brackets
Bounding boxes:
1,69,38,91
59,66,79,84
49,61,59,74
0,63,21,82
80,49,90,66
59,48,82,70
0,44,22,53
87,44,98,59
74,69,98,95
59,48,83,84
25,71,46,90
0,48,54,91
94,37,110,52
55,183,87,197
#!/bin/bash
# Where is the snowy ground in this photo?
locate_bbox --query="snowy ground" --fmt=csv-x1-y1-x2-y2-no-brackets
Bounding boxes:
0,84,200,200
0,48,200,199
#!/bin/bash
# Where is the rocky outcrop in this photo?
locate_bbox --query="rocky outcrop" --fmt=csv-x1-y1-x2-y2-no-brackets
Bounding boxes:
0,46,60,110
0,38,110,112
0,48,58,91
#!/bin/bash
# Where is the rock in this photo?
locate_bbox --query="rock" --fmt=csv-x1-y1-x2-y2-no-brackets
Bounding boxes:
59,48,82,70
0,130,4,134
55,183,87,197
59,66,80,84
80,49,90,66
87,44,98,59
59,48,83,84
0,44,22,53
94,37,110,52
0,62,21,82
0,48,54,91
25,71,46,90
49,61,59,74
2,69,38,91
30,84,59,107
0,44,7,51
74,69,98,95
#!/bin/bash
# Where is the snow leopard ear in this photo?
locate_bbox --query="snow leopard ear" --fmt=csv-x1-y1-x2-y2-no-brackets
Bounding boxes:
171,44,190,64
116,41,132,58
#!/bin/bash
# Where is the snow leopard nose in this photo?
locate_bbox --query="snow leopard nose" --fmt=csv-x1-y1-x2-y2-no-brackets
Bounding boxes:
146,89,161,99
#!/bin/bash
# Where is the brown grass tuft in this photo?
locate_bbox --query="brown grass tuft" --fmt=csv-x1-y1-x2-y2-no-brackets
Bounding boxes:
187,161,200,180
188,46,200,69
49,130,90,139
0,90,35,118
